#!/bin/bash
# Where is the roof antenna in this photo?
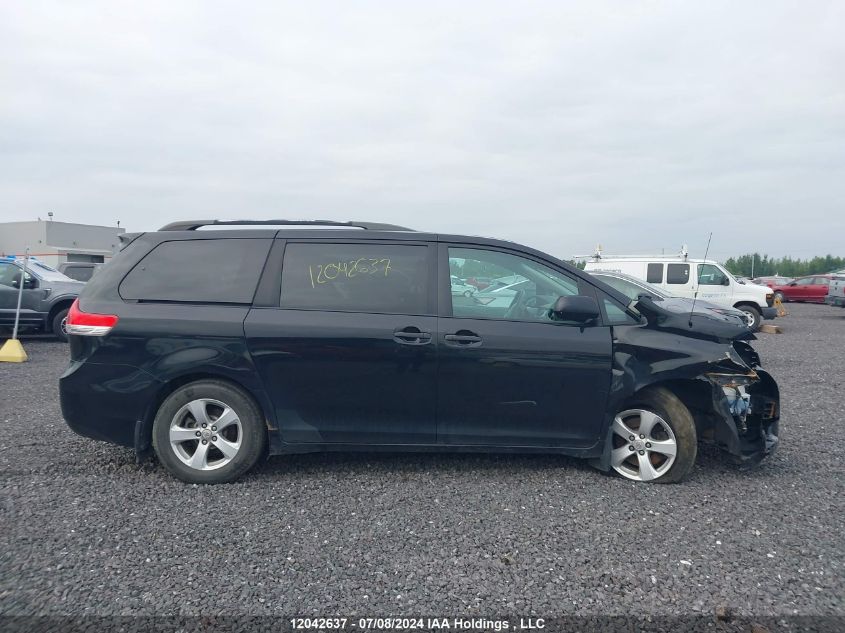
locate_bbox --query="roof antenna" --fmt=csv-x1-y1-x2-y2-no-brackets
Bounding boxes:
688,232,712,328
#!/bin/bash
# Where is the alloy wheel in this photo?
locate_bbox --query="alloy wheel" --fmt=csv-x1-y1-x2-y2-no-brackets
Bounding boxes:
169,398,242,471
610,409,678,482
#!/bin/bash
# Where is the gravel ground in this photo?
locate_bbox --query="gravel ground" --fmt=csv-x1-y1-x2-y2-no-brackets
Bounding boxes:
1,303,843,620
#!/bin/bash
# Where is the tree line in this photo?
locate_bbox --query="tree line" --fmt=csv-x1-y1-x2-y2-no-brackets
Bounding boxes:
723,254,845,278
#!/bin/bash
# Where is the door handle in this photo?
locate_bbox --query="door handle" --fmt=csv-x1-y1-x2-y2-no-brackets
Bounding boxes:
393,327,432,346
444,331,483,347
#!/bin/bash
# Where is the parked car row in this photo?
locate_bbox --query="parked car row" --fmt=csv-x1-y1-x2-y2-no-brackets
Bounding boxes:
754,274,835,304
587,271,749,328
0,256,83,342
584,253,776,330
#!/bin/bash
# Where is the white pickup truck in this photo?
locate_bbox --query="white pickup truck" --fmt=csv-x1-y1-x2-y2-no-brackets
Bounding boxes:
826,274,845,308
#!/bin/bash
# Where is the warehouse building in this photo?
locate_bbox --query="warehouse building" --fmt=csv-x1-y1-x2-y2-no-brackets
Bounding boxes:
0,219,125,268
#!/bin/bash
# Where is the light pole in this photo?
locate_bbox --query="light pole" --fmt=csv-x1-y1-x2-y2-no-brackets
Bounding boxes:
11,248,29,340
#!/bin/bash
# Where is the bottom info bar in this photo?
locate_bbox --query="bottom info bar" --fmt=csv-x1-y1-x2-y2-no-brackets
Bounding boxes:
292,618,536,632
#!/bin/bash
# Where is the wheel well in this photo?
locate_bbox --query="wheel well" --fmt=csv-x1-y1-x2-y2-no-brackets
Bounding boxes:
47,299,75,331
627,379,715,437
142,373,273,438
732,302,760,313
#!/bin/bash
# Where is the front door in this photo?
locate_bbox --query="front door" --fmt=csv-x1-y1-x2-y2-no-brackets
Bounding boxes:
437,245,613,447
790,277,816,301
0,262,43,326
696,263,733,305
245,240,438,445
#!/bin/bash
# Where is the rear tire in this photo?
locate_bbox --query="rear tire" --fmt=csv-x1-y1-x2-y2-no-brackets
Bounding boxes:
737,305,762,331
609,387,697,484
152,380,266,484
51,308,70,343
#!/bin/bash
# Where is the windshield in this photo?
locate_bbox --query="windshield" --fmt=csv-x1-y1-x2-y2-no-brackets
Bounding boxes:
722,267,743,284
594,274,671,300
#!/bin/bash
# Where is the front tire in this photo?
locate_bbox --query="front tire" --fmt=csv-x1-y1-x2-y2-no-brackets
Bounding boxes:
737,305,762,331
52,308,70,343
773,291,785,303
152,380,266,484
609,387,697,483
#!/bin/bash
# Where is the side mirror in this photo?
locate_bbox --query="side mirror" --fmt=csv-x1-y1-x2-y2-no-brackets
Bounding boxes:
721,277,730,286
551,295,600,323
23,277,37,289
789,281,797,286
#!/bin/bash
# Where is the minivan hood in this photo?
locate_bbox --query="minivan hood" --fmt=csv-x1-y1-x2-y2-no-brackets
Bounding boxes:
634,295,754,343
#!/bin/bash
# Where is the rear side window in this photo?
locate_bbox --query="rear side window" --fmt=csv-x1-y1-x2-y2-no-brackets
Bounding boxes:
666,263,690,284
64,266,94,282
120,239,272,303
646,263,663,283
280,243,429,314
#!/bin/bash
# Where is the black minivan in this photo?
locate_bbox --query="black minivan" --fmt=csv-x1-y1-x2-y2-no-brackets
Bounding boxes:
60,220,780,484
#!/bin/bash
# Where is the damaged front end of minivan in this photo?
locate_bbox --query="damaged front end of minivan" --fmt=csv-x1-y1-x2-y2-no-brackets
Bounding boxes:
605,296,780,467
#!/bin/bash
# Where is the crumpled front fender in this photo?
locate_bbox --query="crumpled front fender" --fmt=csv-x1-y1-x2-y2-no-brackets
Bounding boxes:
711,368,780,463
591,320,780,472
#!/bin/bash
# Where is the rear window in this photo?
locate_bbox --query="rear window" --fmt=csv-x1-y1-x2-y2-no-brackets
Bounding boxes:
120,239,272,303
666,263,690,284
646,263,663,284
280,243,429,314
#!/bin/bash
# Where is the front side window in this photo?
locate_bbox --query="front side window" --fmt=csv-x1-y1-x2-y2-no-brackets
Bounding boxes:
666,263,690,284
0,263,33,288
697,263,728,286
796,277,815,286
280,243,429,314
0,263,19,288
448,247,581,322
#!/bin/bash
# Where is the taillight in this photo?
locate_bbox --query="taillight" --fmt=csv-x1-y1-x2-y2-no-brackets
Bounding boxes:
66,299,118,336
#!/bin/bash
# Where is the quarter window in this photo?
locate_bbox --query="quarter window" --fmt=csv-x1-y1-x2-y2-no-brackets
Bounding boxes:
666,264,690,284
120,239,272,303
602,298,638,325
280,243,429,314
646,263,663,284
448,247,581,322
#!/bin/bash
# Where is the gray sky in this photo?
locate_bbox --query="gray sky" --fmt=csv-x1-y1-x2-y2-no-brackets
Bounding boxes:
1,1,843,261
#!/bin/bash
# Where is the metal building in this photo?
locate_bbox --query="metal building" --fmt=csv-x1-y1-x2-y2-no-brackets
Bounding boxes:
0,220,125,268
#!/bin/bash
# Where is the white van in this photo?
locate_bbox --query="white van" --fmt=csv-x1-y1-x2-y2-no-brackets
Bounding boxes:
584,251,776,330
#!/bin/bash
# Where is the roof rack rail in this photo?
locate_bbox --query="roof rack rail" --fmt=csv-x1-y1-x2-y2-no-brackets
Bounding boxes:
158,219,415,232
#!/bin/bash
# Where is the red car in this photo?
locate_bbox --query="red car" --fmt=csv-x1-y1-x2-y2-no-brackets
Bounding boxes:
770,275,832,303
